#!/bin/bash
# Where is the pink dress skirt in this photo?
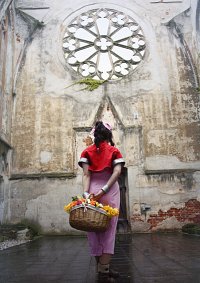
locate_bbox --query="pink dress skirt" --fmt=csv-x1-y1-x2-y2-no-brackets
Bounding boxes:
87,169,120,256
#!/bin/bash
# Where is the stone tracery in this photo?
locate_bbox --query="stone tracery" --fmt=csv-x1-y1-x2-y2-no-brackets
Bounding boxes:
63,8,146,80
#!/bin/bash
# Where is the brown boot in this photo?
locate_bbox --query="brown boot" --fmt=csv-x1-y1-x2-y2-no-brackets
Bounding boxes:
109,268,120,278
98,272,116,282
97,262,120,278
97,263,116,283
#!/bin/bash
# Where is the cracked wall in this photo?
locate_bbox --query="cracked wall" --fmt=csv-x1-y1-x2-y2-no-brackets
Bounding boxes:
0,0,200,233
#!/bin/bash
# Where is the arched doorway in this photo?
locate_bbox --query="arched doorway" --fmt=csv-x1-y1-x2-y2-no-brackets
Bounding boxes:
117,167,131,234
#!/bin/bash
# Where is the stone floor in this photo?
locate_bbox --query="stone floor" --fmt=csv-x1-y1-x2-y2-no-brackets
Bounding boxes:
0,233,200,283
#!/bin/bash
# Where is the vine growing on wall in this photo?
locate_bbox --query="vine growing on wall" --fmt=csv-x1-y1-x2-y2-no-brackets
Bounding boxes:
65,78,107,92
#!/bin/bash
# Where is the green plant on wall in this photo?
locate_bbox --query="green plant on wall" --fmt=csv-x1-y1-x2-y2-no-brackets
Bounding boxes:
65,78,107,92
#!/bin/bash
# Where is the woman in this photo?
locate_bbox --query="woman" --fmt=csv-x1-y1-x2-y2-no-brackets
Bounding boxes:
78,121,125,282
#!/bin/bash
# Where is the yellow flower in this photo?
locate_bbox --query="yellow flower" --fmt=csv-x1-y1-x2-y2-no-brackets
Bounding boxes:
64,196,119,217
110,210,116,216
112,208,119,216
101,205,119,217
64,204,71,212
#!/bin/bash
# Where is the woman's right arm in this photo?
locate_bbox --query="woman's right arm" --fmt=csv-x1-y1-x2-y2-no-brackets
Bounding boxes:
93,164,122,201
82,163,91,193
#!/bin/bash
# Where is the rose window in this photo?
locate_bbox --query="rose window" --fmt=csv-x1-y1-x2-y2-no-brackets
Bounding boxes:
63,8,146,80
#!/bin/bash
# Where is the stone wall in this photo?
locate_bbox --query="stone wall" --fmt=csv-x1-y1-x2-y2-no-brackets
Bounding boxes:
0,1,15,225
0,0,199,233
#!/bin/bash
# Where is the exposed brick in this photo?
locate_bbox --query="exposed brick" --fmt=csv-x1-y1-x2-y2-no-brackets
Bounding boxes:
131,214,144,222
143,198,200,230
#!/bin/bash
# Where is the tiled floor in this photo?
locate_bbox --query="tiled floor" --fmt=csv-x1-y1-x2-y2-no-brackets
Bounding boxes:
0,233,200,283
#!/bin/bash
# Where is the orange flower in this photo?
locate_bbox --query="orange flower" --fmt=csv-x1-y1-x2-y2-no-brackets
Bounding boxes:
90,200,96,206
64,196,119,217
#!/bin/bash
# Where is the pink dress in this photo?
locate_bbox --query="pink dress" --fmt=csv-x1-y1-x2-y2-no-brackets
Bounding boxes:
87,169,120,256
78,141,125,256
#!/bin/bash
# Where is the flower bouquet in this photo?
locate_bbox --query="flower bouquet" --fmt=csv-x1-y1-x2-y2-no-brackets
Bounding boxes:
64,196,119,232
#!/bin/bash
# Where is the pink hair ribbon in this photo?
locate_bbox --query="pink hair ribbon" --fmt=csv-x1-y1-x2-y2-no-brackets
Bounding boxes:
90,122,112,135
103,122,112,131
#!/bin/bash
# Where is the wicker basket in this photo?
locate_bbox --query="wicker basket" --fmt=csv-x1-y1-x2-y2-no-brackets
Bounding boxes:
69,204,110,232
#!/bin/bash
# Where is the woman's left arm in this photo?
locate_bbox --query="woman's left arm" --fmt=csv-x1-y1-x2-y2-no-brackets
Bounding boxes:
93,164,122,201
82,163,91,193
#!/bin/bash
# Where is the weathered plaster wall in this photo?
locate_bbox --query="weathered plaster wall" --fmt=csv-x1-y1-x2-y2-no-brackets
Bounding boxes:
0,2,15,144
0,1,15,226
0,0,200,233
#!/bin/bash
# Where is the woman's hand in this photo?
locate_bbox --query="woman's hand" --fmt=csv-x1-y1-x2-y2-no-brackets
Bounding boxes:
92,190,105,201
82,192,90,199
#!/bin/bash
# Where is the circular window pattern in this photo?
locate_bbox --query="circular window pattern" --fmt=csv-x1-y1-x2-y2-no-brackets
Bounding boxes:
63,8,146,80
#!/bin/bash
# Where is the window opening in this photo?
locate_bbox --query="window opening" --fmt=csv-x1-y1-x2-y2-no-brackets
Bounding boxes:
63,8,146,80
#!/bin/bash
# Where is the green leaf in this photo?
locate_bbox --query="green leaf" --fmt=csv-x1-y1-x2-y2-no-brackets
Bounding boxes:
65,77,107,92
